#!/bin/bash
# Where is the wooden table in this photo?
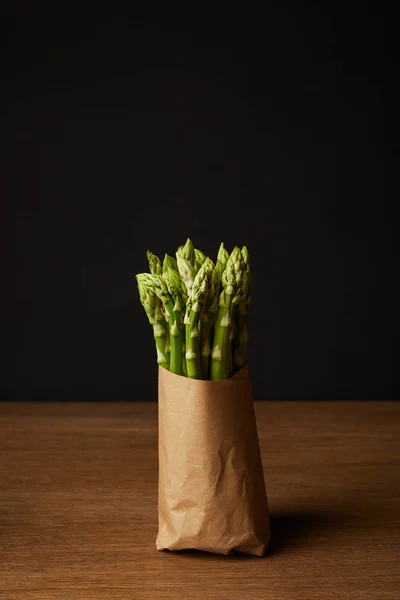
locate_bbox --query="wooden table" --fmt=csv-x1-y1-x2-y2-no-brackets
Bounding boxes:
0,401,399,600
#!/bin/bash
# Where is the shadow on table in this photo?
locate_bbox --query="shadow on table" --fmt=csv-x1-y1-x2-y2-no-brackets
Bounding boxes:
266,510,342,557
164,510,345,561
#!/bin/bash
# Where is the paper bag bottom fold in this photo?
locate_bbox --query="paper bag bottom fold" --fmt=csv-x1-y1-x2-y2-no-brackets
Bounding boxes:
157,366,270,556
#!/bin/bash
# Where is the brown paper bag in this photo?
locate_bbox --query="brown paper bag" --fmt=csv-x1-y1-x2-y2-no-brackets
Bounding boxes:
156,366,270,556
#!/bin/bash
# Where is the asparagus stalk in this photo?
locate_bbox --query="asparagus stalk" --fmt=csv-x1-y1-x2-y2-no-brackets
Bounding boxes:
136,275,169,370
211,247,244,380
176,239,196,376
194,248,206,272
234,246,252,371
216,242,229,280
147,251,163,276
163,256,188,365
164,324,171,367
176,238,196,294
184,260,210,379
227,325,235,378
162,267,187,375
200,259,218,379
163,253,179,274
182,340,187,377
180,238,196,266
147,251,171,363
175,240,193,375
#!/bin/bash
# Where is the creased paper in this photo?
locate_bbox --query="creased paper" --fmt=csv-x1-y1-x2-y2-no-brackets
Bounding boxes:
156,366,270,556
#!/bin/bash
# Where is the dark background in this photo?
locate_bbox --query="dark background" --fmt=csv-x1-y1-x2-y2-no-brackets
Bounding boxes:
2,3,393,400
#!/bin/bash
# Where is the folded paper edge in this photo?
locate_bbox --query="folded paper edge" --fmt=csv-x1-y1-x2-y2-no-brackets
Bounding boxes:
159,364,249,383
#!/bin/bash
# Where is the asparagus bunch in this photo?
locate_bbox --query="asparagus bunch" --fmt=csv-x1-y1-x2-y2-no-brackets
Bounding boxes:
136,239,252,380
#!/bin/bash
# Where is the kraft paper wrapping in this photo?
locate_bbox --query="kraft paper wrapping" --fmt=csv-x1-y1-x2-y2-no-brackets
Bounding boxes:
156,366,270,556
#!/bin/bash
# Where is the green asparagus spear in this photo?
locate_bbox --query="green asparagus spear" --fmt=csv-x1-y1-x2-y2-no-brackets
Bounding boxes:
162,267,187,375
136,275,169,370
169,246,191,375
163,253,179,274
194,248,206,272
199,259,218,378
147,251,163,276
176,239,196,294
184,260,209,379
227,323,235,378
211,247,244,380
216,242,229,281
180,238,196,266
234,246,252,371
163,266,188,306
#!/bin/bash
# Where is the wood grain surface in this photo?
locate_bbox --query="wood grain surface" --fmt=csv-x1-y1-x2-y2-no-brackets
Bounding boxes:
0,401,399,600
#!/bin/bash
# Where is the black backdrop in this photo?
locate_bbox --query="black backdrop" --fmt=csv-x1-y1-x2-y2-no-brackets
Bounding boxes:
2,3,392,400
